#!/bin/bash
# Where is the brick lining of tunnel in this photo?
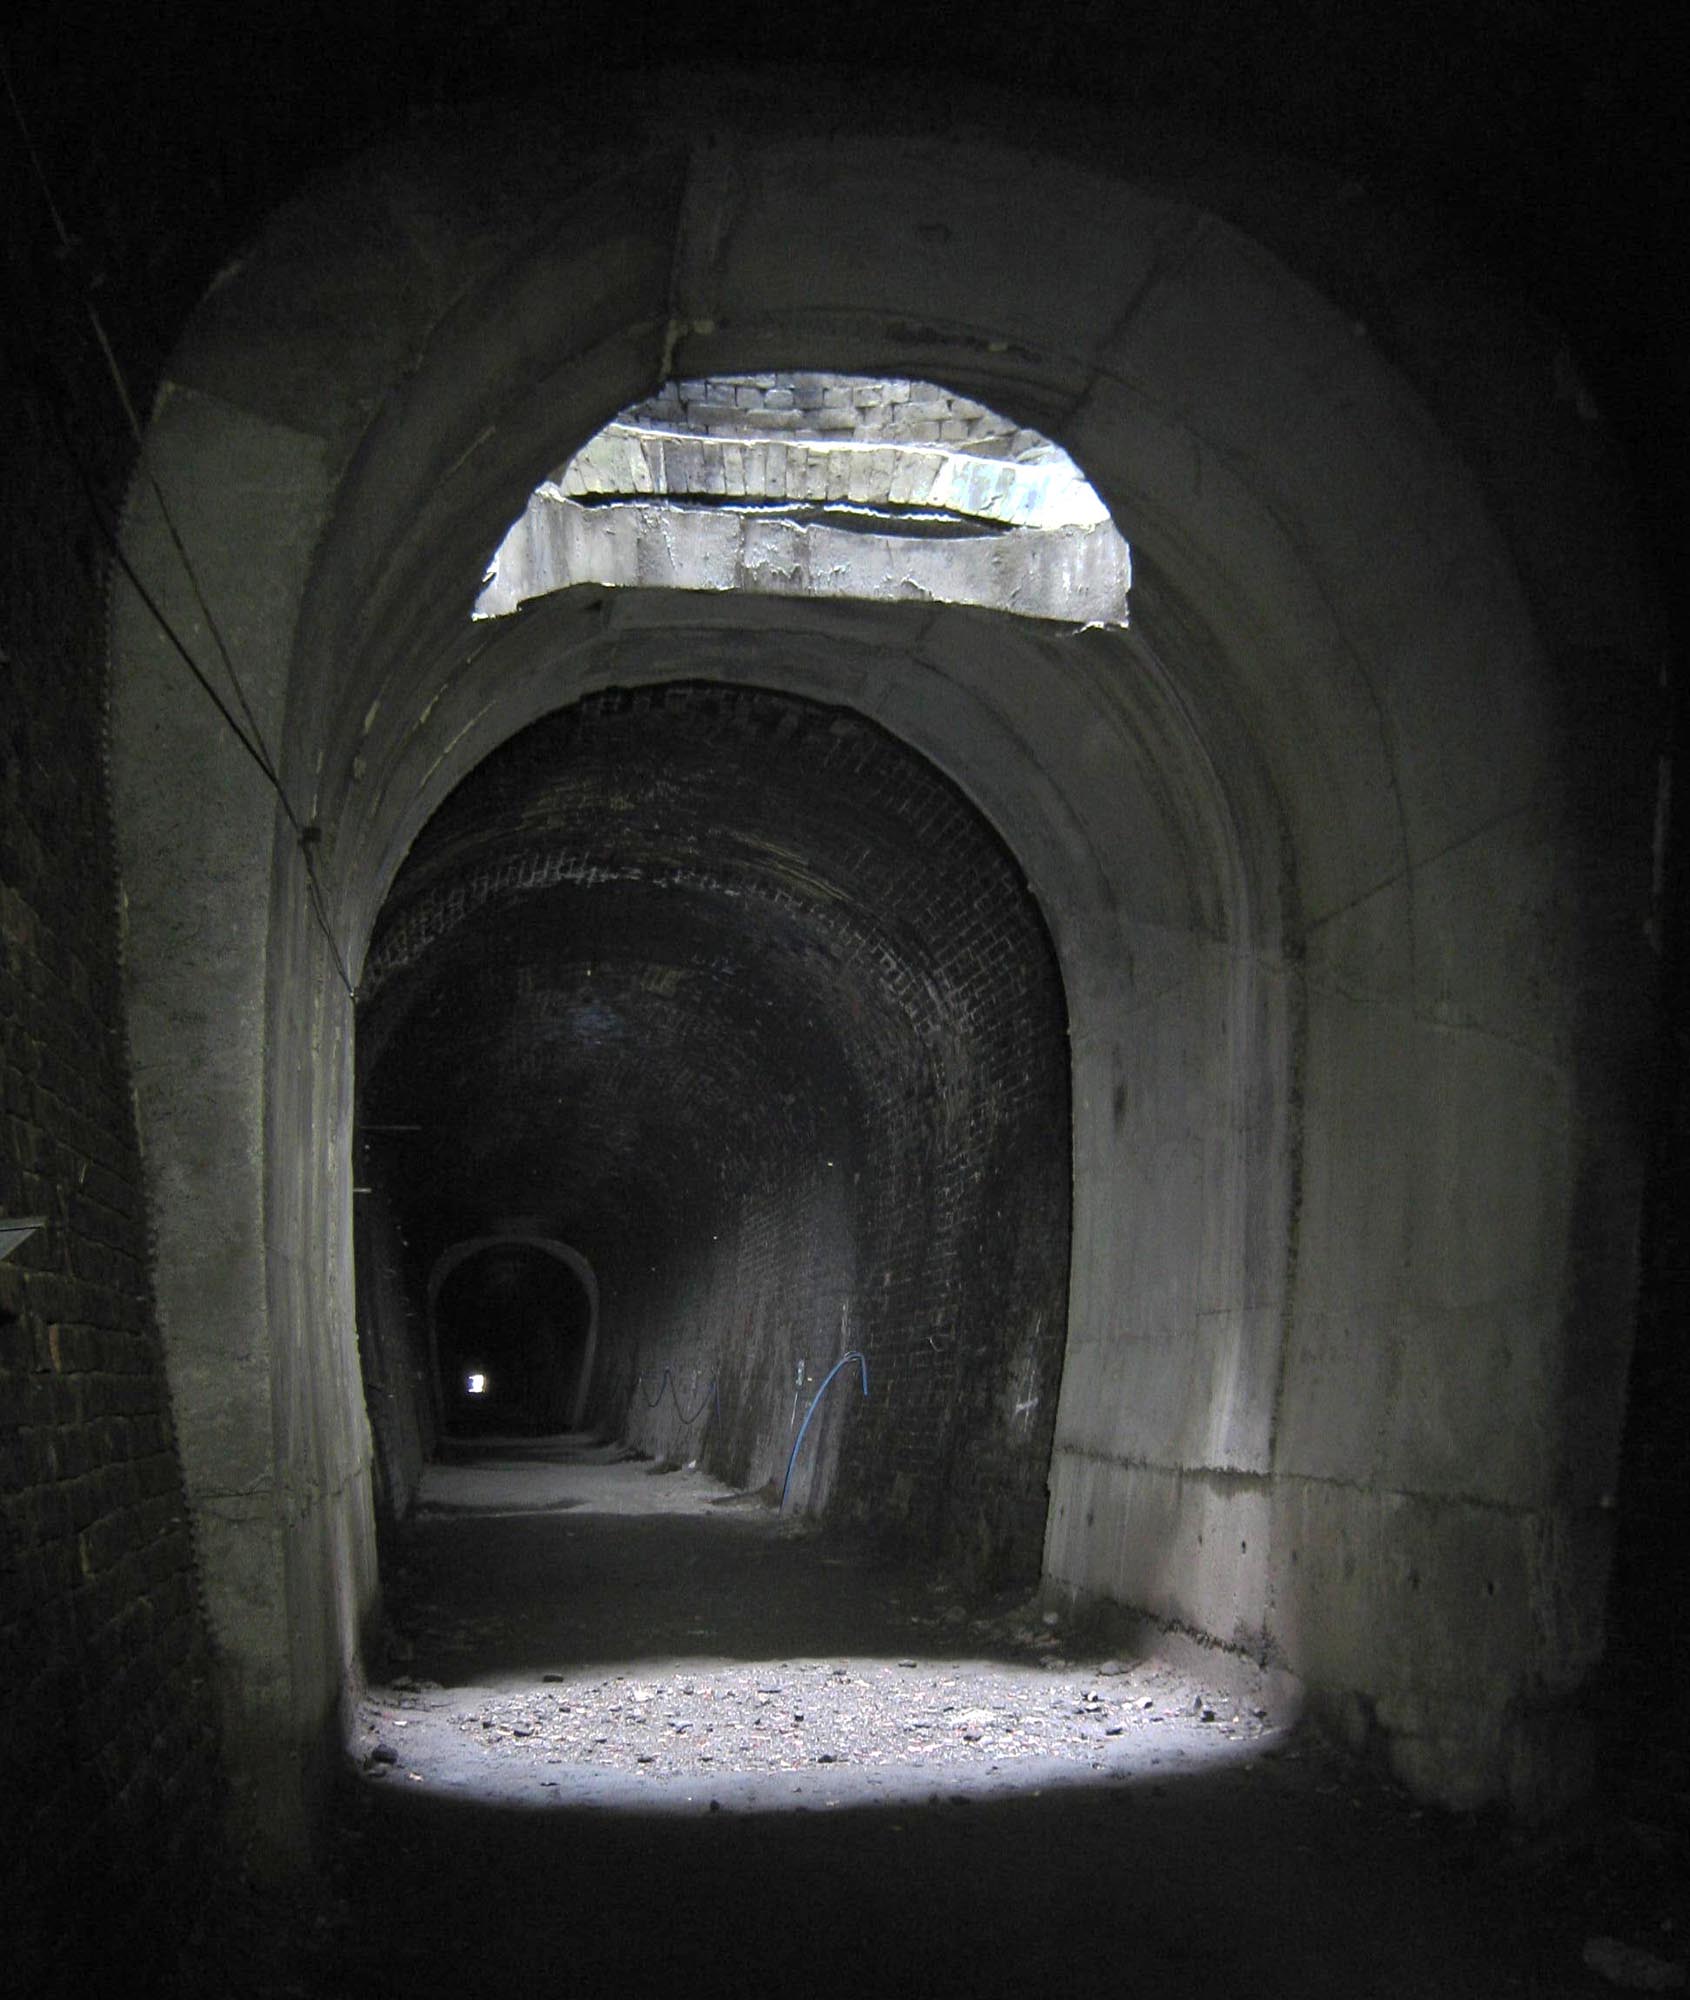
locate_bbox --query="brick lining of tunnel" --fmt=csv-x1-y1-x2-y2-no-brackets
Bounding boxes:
356,684,1072,1582
0,304,222,1976
435,1244,591,1434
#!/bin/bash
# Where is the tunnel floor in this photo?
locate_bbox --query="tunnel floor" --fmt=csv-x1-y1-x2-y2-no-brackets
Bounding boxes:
178,1440,1685,1998
357,1435,1281,1805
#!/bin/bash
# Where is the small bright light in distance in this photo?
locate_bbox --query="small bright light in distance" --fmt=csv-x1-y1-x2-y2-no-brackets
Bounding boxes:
466,1373,487,1396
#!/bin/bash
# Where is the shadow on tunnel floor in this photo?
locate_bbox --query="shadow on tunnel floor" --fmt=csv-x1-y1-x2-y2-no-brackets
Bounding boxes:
380,1431,1011,1677
177,1441,1687,1999
236,1735,1671,2000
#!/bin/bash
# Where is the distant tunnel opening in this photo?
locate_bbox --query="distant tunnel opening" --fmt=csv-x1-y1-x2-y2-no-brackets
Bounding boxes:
433,1244,592,1437
354,682,1072,1584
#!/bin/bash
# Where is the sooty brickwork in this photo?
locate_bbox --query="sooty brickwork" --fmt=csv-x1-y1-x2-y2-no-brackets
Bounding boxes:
1,274,221,1984
358,685,1071,1579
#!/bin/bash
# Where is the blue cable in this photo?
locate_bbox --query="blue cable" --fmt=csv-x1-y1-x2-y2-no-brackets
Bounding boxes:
780,1351,869,1510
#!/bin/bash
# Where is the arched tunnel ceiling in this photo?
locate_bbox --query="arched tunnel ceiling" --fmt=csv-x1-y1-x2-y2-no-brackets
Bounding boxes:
101,93,1666,1828
357,684,1065,1285
361,884,866,1258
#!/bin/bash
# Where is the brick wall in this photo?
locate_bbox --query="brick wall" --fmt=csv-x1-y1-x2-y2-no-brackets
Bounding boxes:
1,230,223,1988
359,686,1071,1579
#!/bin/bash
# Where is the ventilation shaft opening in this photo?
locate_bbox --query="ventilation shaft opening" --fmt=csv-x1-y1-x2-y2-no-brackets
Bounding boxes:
476,371,1130,626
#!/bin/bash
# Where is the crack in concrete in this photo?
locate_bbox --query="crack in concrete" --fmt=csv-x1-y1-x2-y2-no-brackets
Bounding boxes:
1304,798,1543,939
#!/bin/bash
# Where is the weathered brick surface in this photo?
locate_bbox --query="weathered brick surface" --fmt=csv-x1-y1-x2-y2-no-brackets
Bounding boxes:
2,168,222,1993
360,686,1071,1579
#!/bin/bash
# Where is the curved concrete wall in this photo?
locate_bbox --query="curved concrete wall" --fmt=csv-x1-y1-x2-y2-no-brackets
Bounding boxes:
108,81,1660,1847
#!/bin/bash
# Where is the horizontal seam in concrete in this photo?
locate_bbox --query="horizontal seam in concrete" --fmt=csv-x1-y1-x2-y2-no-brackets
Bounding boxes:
192,1495,279,1525
155,375,330,452
277,1462,374,1530
1406,1010,1569,1074
1050,1444,1576,1519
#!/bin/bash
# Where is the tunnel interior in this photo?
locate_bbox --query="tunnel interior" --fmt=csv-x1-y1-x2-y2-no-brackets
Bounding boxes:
355,680,1072,1584
4,29,1683,1985
92,97,1668,1855
433,1244,591,1436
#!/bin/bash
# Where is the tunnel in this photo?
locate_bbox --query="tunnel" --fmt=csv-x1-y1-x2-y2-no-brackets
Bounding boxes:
4,16,1684,1989
430,1241,594,1437
80,72,1666,1885
353,679,1072,1564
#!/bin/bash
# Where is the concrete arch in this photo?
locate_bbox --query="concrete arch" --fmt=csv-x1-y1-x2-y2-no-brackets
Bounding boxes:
426,1236,601,1434
108,80,1660,1848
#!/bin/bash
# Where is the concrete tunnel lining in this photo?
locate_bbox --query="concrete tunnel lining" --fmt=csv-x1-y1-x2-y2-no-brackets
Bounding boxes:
107,88,1660,1850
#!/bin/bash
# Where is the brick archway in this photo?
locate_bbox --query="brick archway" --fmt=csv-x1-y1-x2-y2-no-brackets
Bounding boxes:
427,1236,600,1433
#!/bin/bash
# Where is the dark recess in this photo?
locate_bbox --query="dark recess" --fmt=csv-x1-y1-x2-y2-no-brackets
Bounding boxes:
356,684,1072,1580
